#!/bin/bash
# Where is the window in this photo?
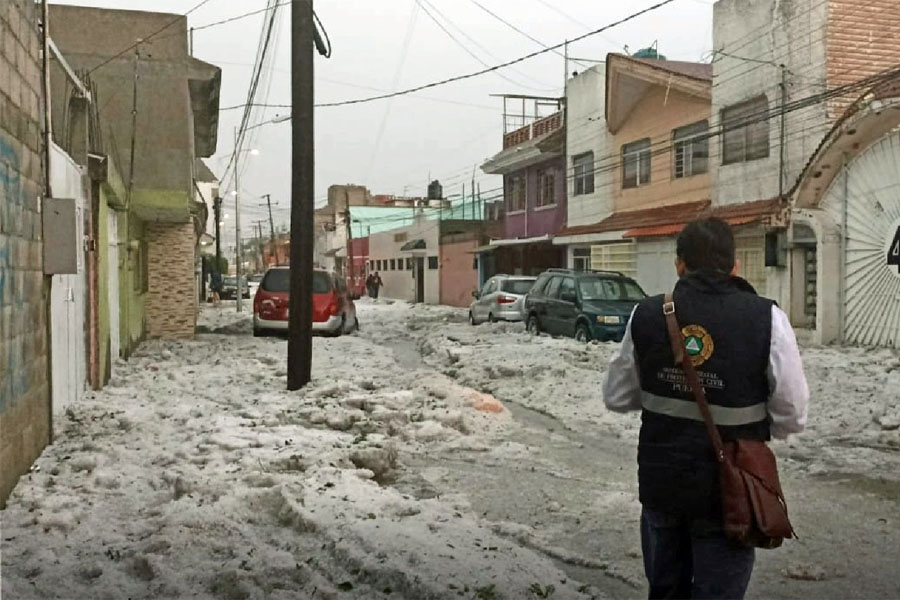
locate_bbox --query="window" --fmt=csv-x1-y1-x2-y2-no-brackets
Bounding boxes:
544,276,563,298
428,256,438,270
573,152,594,195
722,96,769,164
501,279,535,295
579,277,645,301
573,247,591,272
394,232,408,243
537,169,555,207
590,243,637,279
622,138,651,189
406,258,413,270
389,259,396,271
508,175,526,212
673,120,709,178
481,278,497,295
558,277,576,301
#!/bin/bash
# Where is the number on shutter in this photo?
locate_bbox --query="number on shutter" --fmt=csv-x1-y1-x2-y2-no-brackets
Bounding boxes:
889,226,900,273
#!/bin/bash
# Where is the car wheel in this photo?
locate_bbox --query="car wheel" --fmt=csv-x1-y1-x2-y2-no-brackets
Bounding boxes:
488,313,497,323
353,315,361,333
526,315,541,335
575,323,592,343
469,311,477,326
253,327,263,337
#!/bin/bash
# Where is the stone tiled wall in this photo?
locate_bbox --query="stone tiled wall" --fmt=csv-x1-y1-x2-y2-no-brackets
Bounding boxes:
0,0,51,507
145,222,196,339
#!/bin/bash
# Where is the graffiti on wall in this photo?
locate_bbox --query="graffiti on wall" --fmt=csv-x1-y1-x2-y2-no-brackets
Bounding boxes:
1,133,32,411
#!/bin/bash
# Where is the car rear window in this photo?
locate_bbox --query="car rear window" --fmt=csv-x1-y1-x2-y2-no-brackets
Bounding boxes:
261,270,332,293
502,279,535,295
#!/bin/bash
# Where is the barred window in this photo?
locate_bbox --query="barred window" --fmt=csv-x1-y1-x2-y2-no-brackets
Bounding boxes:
673,120,709,178
722,96,769,164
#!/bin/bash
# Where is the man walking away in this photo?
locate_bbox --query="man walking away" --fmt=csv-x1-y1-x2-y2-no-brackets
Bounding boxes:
372,271,383,299
366,272,375,298
603,217,809,599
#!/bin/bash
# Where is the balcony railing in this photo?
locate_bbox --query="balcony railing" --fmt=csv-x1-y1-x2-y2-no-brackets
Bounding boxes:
502,111,564,149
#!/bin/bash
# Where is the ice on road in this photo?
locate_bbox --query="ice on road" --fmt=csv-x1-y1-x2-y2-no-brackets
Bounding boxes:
2,299,899,599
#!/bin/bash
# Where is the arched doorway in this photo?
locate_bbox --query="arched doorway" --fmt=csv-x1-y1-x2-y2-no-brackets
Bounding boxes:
819,130,900,347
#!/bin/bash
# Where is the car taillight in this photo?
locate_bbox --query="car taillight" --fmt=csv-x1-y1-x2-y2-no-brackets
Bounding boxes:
327,293,339,315
497,295,516,304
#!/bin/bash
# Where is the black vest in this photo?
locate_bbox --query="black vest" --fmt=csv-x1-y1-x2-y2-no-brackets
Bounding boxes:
630,272,773,517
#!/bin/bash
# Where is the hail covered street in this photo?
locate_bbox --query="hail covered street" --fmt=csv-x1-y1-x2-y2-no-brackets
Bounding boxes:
2,300,899,599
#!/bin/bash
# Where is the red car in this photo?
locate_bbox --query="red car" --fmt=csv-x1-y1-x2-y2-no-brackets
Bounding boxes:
253,267,359,337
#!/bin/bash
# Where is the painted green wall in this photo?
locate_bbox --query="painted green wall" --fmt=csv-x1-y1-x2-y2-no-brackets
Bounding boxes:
97,191,111,385
119,210,147,357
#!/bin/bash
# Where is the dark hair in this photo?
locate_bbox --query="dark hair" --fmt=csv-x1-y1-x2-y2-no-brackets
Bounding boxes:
676,217,735,273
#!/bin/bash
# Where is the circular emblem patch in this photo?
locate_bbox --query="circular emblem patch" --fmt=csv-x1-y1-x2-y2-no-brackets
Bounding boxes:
681,324,714,367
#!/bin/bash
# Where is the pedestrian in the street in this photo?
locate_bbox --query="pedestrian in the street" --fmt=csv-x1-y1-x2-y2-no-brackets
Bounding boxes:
372,271,383,299
210,270,223,308
365,272,375,298
603,217,809,599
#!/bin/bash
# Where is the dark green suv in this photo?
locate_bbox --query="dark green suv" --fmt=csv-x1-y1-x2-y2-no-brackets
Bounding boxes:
523,269,646,342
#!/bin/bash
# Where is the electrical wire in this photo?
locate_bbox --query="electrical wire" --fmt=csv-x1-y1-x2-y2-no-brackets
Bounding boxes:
466,0,594,70
313,0,677,108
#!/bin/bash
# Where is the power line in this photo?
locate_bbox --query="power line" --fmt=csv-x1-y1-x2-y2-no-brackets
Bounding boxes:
88,0,218,74
466,0,593,70
314,0,677,108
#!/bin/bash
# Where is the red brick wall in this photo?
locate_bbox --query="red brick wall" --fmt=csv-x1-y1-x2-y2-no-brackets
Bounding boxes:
145,222,196,339
826,0,900,119
1,0,50,507
439,238,479,308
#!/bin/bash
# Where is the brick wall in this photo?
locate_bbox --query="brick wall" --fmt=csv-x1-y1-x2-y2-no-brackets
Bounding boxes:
827,0,900,119
145,222,196,339
0,0,51,507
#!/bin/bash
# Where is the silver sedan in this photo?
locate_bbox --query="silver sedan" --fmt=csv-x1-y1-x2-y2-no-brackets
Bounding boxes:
469,275,536,325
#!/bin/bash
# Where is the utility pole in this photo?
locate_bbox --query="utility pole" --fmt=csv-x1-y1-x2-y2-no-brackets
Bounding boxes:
261,193,278,263
233,126,244,312
213,196,223,274
288,0,314,390
253,220,266,271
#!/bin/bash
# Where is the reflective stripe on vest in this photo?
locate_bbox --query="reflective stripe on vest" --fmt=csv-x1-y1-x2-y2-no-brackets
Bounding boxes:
640,391,768,426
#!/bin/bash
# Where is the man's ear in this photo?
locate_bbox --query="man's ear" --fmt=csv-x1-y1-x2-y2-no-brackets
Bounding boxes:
675,258,687,277
731,259,741,277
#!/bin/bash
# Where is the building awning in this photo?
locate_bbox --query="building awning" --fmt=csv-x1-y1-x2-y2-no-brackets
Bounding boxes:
324,247,345,258
555,200,711,240
400,239,426,251
469,234,552,253
623,216,758,238
188,57,222,158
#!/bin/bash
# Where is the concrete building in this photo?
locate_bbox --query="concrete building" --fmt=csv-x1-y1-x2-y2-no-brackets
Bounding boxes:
713,0,900,347
49,4,220,340
477,95,567,282
555,55,721,295
1,0,51,506
369,216,441,304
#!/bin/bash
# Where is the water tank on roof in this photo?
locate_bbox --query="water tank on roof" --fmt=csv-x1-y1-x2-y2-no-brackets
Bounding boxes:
633,47,666,60
427,180,443,200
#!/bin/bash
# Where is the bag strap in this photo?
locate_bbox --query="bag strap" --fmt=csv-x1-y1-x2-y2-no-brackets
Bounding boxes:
663,293,726,463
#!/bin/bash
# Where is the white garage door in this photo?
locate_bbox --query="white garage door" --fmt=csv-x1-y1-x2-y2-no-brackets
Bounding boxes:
735,235,766,295
821,130,900,348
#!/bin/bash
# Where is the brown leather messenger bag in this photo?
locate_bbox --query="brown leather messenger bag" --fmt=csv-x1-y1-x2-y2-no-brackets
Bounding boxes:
663,293,796,549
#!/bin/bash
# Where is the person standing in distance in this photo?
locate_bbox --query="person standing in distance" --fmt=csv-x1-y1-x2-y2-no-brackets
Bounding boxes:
603,217,809,599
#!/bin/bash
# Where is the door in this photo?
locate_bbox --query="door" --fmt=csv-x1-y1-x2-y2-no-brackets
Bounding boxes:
474,278,497,321
108,214,120,363
553,277,579,337
415,257,425,303
541,276,564,334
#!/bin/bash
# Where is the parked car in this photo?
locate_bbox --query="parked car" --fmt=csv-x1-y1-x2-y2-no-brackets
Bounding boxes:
523,268,646,342
469,275,537,325
221,276,250,300
253,267,359,337
247,273,264,298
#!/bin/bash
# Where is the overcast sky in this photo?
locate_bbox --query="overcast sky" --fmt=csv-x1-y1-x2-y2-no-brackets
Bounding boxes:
54,0,714,247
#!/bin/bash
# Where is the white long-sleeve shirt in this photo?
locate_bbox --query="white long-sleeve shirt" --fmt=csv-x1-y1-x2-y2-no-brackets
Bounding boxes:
603,305,809,439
